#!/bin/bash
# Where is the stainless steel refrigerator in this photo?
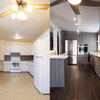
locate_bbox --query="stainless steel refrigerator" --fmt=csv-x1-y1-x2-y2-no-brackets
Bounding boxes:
65,40,78,64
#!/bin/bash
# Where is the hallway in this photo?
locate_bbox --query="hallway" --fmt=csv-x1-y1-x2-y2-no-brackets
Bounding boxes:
50,64,100,100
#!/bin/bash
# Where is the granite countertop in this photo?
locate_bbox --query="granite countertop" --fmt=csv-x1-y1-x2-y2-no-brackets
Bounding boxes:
50,54,69,59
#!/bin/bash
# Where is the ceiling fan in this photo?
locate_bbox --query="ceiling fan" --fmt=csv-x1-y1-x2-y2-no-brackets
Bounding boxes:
0,0,49,22
50,0,100,15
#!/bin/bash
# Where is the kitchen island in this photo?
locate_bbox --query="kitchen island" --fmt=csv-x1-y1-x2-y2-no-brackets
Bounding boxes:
50,54,69,87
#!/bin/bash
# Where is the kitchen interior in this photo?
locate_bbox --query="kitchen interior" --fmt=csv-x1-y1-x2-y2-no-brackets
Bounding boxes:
50,0,100,100
0,0,50,100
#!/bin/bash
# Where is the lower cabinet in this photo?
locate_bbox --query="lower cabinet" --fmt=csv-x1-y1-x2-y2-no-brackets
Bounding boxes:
20,62,28,72
94,56,100,79
3,62,11,72
89,55,94,69
3,61,34,75
28,62,34,77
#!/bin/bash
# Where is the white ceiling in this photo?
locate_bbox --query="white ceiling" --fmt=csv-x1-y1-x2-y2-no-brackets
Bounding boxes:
50,0,100,33
0,0,50,42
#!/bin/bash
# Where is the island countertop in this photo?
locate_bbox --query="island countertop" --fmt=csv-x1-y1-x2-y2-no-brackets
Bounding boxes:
50,54,69,59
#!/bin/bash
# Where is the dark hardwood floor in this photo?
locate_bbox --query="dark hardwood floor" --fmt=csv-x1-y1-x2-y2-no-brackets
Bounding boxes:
50,64,100,100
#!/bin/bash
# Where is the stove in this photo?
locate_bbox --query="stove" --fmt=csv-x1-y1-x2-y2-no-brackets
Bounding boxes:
10,57,21,72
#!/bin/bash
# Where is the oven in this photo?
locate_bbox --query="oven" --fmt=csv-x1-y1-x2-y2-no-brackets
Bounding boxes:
10,57,21,72
78,44,88,55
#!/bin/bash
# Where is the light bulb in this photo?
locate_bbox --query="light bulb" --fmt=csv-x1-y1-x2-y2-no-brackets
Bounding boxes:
12,4,18,11
11,13,16,19
12,0,16,3
77,29,79,34
75,23,78,25
26,5,32,12
74,17,76,21
68,0,81,5
22,14,28,22
18,11,25,20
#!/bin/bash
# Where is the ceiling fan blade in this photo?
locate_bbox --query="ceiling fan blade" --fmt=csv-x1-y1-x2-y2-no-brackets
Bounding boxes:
8,0,16,3
80,0,100,7
69,4,80,15
30,4,49,10
50,0,67,7
0,9,14,18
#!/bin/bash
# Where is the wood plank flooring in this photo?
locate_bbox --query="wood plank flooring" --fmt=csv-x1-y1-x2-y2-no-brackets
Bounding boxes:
50,64,100,100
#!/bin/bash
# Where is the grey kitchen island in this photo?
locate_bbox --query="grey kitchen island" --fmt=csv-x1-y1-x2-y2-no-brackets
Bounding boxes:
50,54,69,87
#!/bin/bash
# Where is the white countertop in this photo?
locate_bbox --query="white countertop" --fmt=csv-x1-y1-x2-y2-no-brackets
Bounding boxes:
50,54,69,59
90,52,100,58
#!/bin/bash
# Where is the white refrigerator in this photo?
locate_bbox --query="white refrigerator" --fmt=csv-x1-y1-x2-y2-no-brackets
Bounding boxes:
33,39,50,94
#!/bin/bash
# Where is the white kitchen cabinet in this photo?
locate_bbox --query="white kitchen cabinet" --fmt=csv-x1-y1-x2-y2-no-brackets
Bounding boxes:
20,62,28,72
3,62,11,72
28,62,34,77
4,45,31,55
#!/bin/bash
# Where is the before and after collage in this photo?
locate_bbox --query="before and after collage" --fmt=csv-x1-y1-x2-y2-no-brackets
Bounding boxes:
0,0,100,100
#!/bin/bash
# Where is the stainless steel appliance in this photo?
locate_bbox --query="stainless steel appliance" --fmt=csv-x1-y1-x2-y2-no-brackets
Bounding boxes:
78,44,88,55
65,40,77,64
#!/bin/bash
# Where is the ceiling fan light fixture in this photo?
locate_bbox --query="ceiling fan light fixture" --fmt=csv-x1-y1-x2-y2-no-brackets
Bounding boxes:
22,14,27,21
26,5,32,12
68,0,81,5
11,13,16,19
12,4,18,11
17,11,27,20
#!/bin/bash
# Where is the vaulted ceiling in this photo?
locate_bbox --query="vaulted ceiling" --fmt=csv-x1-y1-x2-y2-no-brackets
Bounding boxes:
0,0,50,42
50,0,100,33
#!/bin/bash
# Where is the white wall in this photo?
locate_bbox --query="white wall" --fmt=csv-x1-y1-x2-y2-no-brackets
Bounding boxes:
1,40,5,60
31,29,50,94
98,33,100,51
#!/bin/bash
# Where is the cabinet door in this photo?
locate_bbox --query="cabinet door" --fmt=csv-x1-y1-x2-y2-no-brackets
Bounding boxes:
20,62,28,72
28,63,34,77
4,63,10,72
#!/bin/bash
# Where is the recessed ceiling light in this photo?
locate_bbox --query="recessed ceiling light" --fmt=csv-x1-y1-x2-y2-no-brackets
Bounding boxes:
14,35,21,39
15,36,19,39
68,0,82,5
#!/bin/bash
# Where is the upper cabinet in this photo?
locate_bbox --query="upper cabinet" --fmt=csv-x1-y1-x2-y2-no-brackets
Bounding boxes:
4,45,31,55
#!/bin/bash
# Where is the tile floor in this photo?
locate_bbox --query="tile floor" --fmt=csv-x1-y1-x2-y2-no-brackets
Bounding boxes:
0,72,49,100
